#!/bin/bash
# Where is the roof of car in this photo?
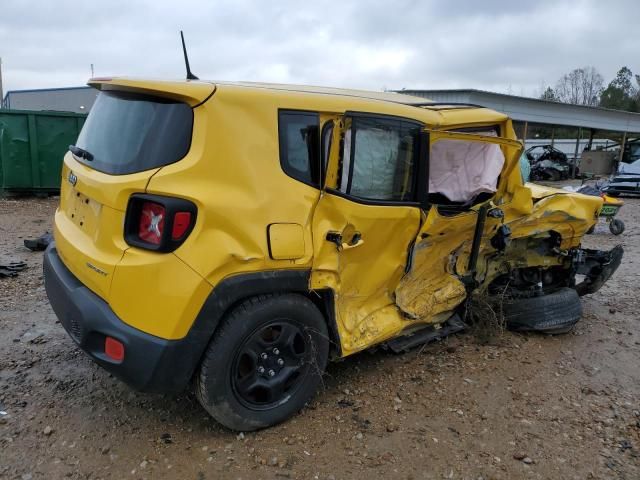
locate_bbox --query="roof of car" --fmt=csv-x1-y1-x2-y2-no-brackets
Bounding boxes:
213,80,429,105
89,77,487,108
88,77,510,127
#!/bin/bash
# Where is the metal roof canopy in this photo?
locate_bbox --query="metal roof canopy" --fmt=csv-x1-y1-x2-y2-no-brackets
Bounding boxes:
396,89,640,134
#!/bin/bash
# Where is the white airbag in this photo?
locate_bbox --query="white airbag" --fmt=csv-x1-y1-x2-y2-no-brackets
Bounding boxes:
430,135,504,202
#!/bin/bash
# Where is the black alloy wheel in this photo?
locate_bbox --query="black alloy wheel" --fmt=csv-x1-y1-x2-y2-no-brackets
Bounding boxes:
195,293,329,431
232,320,312,409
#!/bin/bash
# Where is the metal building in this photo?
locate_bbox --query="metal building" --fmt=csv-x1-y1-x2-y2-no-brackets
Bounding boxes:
2,86,98,113
394,89,640,175
395,89,640,135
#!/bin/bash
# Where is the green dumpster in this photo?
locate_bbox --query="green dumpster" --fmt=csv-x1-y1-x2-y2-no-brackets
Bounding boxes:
0,109,86,195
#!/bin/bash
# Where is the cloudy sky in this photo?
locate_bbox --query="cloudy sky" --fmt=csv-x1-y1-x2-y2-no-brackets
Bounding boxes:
1,0,638,97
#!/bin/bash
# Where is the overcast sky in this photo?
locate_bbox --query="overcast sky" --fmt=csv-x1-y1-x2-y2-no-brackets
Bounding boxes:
1,0,638,97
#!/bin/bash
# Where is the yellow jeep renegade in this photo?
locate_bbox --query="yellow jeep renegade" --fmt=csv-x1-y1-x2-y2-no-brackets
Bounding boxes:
44,78,622,431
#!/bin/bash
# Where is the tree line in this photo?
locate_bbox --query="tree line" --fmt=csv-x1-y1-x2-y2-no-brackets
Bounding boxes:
540,66,639,112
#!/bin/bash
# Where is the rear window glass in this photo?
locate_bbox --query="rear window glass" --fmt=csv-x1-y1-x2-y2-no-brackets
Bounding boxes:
74,91,193,175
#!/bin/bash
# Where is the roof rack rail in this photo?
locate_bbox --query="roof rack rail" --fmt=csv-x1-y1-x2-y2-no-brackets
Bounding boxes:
413,102,486,109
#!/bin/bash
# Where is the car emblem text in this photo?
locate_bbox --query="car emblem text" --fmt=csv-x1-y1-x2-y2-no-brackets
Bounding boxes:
86,262,108,276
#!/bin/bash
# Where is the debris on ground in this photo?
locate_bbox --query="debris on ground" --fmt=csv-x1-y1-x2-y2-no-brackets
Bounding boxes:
23,232,53,252
0,260,27,278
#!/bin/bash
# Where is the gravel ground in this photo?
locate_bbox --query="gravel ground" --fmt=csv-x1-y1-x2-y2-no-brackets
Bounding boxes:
1,193,639,480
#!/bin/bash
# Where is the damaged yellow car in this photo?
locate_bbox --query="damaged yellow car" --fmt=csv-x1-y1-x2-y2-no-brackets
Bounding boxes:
44,78,623,431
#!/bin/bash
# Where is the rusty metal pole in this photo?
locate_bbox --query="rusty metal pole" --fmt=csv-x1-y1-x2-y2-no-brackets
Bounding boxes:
522,121,528,148
571,127,581,179
550,126,555,147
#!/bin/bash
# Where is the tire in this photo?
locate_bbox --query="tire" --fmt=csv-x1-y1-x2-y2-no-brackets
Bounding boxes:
502,287,582,334
195,293,329,431
609,218,625,235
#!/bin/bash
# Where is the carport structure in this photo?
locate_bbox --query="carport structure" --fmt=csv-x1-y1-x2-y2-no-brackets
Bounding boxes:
395,89,640,175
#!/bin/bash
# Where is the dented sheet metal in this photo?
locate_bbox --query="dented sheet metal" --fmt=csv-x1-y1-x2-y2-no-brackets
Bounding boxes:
310,192,421,355
505,188,602,248
394,187,603,325
313,114,609,359
395,209,479,320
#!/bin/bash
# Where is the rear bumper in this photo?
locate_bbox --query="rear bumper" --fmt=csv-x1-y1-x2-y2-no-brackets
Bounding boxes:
43,243,199,393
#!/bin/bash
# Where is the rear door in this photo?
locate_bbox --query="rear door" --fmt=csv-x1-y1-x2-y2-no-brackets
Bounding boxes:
55,89,196,299
395,129,523,319
310,113,424,355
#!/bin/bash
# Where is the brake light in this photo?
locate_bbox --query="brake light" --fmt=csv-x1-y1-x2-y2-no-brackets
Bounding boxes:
138,202,166,245
125,194,197,252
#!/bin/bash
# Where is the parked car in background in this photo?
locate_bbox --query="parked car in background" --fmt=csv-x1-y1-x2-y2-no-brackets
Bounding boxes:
604,158,640,196
526,144,573,181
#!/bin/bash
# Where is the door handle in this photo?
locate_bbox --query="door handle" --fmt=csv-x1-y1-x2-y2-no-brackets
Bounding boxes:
340,231,363,251
326,230,364,251
340,238,365,250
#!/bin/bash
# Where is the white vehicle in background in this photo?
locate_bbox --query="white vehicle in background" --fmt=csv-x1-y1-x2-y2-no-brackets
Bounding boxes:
604,140,640,196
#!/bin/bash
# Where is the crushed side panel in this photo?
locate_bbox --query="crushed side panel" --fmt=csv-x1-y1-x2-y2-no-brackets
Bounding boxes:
395,190,603,322
395,208,480,321
310,193,422,356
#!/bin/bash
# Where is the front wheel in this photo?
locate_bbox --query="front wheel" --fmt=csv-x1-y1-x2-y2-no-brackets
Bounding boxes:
609,218,625,235
195,294,329,431
502,287,582,334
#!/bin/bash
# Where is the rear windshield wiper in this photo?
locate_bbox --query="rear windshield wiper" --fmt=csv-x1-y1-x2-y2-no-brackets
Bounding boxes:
69,144,94,162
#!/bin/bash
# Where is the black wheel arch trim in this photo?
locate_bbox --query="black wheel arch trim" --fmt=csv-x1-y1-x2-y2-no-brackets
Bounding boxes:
194,270,342,360
182,269,316,392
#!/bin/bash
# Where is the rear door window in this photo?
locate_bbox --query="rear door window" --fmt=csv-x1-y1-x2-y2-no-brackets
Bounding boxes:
278,110,320,186
74,91,193,175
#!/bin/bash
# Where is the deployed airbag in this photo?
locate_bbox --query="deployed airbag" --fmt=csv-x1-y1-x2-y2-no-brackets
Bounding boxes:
341,128,402,200
430,135,505,203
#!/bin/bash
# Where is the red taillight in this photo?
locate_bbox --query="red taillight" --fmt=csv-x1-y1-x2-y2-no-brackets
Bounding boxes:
172,212,192,240
138,202,165,245
105,337,125,362
125,194,196,252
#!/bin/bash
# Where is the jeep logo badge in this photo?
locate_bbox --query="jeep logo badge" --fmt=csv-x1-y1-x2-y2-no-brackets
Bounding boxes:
68,171,77,186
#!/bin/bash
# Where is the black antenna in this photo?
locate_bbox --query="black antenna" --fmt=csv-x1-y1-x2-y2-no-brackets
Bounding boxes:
180,31,199,80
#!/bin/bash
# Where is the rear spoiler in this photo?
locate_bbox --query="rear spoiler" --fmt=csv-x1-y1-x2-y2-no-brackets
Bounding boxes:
87,77,216,107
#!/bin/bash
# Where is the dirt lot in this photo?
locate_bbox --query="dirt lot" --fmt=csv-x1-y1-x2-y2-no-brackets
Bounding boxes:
1,193,639,480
